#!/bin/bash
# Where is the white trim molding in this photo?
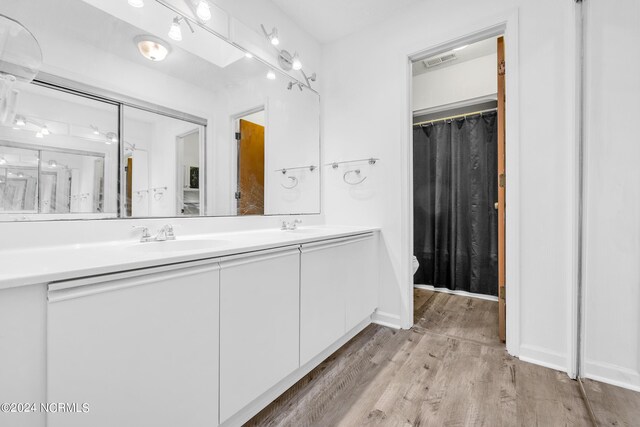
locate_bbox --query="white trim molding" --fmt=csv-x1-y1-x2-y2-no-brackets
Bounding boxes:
584,360,640,392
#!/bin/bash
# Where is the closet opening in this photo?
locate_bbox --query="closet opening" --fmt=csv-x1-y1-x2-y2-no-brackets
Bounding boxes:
411,35,507,341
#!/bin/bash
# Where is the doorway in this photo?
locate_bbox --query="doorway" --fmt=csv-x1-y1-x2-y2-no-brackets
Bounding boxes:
234,109,265,216
410,35,507,341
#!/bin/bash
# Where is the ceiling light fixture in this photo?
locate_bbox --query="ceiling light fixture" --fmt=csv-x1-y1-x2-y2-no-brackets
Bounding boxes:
106,132,118,144
40,125,50,136
196,0,212,21
168,16,194,42
266,70,276,80
128,0,144,7
168,17,183,41
48,159,57,168
453,45,468,51
291,52,302,71
135,35,171,62
15,116,26,127
261,25,279,46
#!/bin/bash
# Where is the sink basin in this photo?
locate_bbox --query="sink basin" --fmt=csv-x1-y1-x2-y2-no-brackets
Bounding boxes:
127,239,229,253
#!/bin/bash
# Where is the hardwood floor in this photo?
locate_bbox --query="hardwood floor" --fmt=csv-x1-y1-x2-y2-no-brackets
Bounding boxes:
246,289,593,426
582,378,640,426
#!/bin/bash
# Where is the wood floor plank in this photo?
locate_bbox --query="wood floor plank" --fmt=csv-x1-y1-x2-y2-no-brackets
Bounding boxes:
245,289,598,426
583,378,640,426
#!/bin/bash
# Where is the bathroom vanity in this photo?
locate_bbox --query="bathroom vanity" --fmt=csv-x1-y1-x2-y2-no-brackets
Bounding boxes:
0,226,379,427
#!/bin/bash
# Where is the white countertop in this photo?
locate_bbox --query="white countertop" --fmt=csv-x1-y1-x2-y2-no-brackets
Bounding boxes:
0,226,379,290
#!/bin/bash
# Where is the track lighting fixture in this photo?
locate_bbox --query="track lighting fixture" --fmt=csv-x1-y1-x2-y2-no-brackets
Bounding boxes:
287,81,303,91
168,17,183,41
291,53,302,71
196,0,211,21
91,125,100,135
106,132,118,144
168,16,194,42
128,0,144,7
48,160,57,168
15,116,25,127
40,125,50,135
260,23,316,89
266,70,276,80
261,25,279,46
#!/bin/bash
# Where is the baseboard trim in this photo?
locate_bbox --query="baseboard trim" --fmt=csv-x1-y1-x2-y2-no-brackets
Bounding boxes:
220,315,373,426
584,360,640,392
414,284,499,302
518,344,568,373
371,310,402,329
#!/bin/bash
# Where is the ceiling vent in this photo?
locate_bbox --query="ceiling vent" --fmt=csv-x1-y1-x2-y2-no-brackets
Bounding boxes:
423,52,457,69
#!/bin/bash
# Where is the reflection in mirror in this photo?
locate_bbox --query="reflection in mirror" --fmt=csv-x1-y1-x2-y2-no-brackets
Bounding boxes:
0,146,38,213
0,82,118,220
0,0,320,220
122,106,205,217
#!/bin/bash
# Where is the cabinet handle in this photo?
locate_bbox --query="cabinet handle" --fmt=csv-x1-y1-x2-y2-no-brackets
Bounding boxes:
300,233,374,253
48,263,221,303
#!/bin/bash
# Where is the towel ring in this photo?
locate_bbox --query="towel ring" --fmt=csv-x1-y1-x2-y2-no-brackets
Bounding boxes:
343,169,367,185
281,176,298,189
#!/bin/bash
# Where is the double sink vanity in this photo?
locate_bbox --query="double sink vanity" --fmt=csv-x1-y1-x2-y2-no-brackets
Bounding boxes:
0,225,379,427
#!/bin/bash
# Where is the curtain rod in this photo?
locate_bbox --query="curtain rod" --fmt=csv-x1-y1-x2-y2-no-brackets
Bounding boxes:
413,107,498,126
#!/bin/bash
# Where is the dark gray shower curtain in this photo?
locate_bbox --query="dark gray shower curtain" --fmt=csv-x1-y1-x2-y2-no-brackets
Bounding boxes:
413,112,498,296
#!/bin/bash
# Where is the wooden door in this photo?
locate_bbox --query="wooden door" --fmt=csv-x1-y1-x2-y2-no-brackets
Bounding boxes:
237,119,265,215
497,36,506,341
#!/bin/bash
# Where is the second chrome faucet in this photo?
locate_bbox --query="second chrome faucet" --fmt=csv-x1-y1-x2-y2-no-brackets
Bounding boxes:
133,224,176,242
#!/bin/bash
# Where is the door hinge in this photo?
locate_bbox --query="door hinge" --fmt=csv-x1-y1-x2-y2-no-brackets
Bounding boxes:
498,60,506,76
235,132,241,140
499,174,506,188
235,191,241,200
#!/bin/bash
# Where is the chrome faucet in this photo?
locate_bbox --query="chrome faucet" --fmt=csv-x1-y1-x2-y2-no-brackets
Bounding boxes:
156,224,176,241
281,219,302,230
133,224,176,242
132,226,153,242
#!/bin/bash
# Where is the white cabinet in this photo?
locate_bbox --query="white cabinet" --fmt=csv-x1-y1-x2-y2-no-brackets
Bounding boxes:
344,234,378,331
300,233,378,366
219,248,300,424
47,261,220,427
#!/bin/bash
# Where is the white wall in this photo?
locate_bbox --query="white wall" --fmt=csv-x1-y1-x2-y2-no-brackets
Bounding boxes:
322,0,578,373
412,53,497,113
582,0,640,391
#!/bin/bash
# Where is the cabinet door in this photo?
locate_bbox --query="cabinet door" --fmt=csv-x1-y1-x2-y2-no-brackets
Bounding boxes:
299,241,348,366
47,261,220,427
219,248,300,423
300,233,378,365
344,234,378,331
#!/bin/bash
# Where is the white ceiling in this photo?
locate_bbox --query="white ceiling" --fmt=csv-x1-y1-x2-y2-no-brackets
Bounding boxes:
272,0,420,44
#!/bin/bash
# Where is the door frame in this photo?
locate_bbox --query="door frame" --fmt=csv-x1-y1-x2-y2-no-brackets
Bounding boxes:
175,127,205,216
401,11,523,358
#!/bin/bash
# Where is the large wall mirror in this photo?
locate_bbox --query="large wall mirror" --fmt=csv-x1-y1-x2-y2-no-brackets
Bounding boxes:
0,0,320,221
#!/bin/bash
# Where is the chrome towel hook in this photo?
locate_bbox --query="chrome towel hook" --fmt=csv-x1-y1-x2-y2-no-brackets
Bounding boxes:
343,169,366,185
